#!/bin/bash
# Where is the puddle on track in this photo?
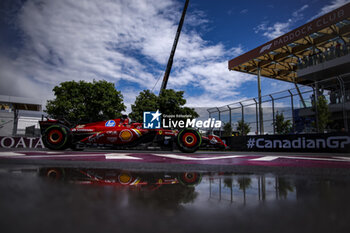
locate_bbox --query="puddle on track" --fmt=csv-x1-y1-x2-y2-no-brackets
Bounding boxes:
0,166,349,233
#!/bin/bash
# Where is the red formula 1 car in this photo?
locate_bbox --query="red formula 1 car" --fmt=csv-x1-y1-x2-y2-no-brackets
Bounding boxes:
39,117,226,153
39,167,202,188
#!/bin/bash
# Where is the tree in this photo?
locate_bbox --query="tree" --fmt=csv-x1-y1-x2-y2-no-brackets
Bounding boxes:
274,112,291,134
315,95,331,133
223,122,233,137
276,177,294,199
237,177,252,205
129,90,158,123
129,89,198,122
224,177,234,202
237,120,250,135
45,80,126,123
158,89,198,118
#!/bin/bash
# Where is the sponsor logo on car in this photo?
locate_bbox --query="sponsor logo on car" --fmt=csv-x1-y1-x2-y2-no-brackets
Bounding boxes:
119,129,133,142
105,120,116,127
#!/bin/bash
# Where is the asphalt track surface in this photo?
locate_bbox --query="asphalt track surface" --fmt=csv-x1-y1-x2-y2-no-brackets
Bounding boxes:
1,148,350,175
1,149,350,233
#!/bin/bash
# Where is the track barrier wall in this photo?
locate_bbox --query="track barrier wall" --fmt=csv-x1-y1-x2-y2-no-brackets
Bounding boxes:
223,132,350,153
0,136,44,149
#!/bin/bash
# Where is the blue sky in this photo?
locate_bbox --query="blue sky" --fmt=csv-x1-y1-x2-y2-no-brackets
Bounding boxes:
0,0,348,112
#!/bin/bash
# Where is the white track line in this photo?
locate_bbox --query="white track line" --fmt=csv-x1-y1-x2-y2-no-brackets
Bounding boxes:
43,151,66,154
250,156,279,161
0,152,25,156
281,156,350,162
333,156,350,161
105,153,141,160
0,154,105,159
249,156,350,163
151,154,242,160
0,153,141,160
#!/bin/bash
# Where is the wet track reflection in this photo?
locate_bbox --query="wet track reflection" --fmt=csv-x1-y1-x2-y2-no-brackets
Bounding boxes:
1,166,349,233
38,167,298,205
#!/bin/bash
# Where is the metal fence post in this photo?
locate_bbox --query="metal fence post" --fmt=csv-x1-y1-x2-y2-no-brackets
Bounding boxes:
217,107,221,137
227,105,232,129
294,83,307,108
12,109,19,136
257,67,264,135
337,76,348,132
253,98,259,135
313,84,319,133
239,102,244,123
269,95,275,134
239,102,244,135
207,109,213,134
288,90,295,133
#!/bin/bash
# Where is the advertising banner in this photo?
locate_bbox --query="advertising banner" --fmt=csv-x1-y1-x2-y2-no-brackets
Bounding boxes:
223,133,350,153
0,136,44,149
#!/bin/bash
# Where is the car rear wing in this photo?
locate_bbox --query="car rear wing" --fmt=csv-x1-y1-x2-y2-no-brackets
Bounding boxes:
39,118,72,134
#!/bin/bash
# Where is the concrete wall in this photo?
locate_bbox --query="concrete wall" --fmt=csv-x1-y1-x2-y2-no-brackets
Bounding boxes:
17,116,41,136
0,110,14,136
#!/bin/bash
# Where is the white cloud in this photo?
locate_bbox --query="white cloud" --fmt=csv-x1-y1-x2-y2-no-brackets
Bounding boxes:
240,9,248,14
309,0,350,20
254,4,309,40
256,0,350,40
185,93,248,108
292,4,309,19
0,0,253,112
171,60,254,97
261,21,292,40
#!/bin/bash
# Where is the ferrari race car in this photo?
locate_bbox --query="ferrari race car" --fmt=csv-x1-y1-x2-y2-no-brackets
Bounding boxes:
39,117,226,153
39,167,202,188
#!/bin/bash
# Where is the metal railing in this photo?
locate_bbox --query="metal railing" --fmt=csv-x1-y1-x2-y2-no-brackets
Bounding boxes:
208,75,350,135
297,43,350,70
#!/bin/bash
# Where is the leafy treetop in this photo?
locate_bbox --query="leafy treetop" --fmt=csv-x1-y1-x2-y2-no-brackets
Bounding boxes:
45,80,126,124
274,112,291,134
129,89,198,123
237,120,251,136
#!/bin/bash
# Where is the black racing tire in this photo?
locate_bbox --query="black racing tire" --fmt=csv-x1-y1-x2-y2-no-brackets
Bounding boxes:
176,128,202,153
45,168,65,180
177,172,202,186
42,124,72,150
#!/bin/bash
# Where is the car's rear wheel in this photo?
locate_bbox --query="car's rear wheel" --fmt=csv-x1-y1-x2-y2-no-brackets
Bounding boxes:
45,168,64,180
176,128,201,153
42,124,71,150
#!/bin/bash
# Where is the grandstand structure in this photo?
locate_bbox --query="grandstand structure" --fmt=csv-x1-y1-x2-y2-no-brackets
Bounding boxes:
225,2,350,135
0,95,42,136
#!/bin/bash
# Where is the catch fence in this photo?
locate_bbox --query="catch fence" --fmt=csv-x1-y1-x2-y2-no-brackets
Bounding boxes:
207,75,350,135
